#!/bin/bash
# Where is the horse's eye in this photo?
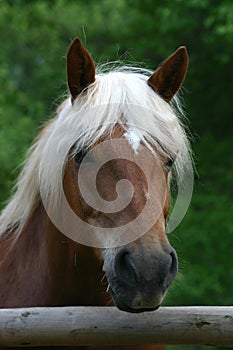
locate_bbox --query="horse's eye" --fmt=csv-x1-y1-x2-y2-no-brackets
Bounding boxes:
74,149,87,166
165,157,174,170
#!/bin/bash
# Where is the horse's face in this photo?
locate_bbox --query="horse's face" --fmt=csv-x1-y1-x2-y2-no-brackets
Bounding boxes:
63,38,188,312
63,125,178,312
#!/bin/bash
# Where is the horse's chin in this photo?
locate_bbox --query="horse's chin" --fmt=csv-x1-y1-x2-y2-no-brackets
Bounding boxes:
116,302,160,314
109,286,160,314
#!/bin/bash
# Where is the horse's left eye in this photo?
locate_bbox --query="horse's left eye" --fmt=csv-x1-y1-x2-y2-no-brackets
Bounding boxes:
165,157,174,170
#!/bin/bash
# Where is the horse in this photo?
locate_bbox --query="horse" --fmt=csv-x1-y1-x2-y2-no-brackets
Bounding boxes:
0,38,190,350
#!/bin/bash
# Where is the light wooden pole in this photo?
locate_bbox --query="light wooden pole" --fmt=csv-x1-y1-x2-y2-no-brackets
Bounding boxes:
0,306,232,347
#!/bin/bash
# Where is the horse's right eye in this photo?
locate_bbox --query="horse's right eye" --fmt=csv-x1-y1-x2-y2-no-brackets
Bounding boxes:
74,149,87,166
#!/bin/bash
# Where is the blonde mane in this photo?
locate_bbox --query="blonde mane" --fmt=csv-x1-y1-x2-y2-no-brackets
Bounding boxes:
0,67,191,238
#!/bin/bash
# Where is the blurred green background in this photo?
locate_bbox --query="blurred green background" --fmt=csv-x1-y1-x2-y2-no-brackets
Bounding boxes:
0,0,232,349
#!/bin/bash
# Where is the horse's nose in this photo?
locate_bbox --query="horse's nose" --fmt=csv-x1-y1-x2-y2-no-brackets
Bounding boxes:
114,247,178,288
158,248,178,287
114,249,138,286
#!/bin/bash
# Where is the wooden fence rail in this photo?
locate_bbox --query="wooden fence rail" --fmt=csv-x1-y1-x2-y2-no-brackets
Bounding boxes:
0,306,232,347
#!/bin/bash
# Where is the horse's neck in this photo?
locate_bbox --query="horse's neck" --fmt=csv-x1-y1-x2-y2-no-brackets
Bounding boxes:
0,207,164,350
45,214,109,307
0,203,108,308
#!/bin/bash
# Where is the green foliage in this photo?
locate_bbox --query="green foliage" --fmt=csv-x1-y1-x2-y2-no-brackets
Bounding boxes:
0,2,232,348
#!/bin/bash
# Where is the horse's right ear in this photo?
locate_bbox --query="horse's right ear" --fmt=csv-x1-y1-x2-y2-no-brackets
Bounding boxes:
67,38,95,102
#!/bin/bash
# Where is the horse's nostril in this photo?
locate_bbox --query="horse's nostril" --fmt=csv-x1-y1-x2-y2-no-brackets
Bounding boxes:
114,249,138,286
114,247,178,291
158,249,178,286
169,250,178,277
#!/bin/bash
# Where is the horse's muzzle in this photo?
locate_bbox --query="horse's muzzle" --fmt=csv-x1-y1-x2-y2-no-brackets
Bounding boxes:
104,245,178,313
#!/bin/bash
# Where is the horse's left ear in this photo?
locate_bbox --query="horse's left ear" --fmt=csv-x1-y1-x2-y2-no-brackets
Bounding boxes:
67,38,95,101
148,46,188,102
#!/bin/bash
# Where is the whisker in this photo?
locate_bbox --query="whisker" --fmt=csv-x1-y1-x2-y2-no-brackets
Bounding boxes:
101,273,107,283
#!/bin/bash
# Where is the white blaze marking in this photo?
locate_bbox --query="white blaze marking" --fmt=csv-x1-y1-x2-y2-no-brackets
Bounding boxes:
124,128,141,153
